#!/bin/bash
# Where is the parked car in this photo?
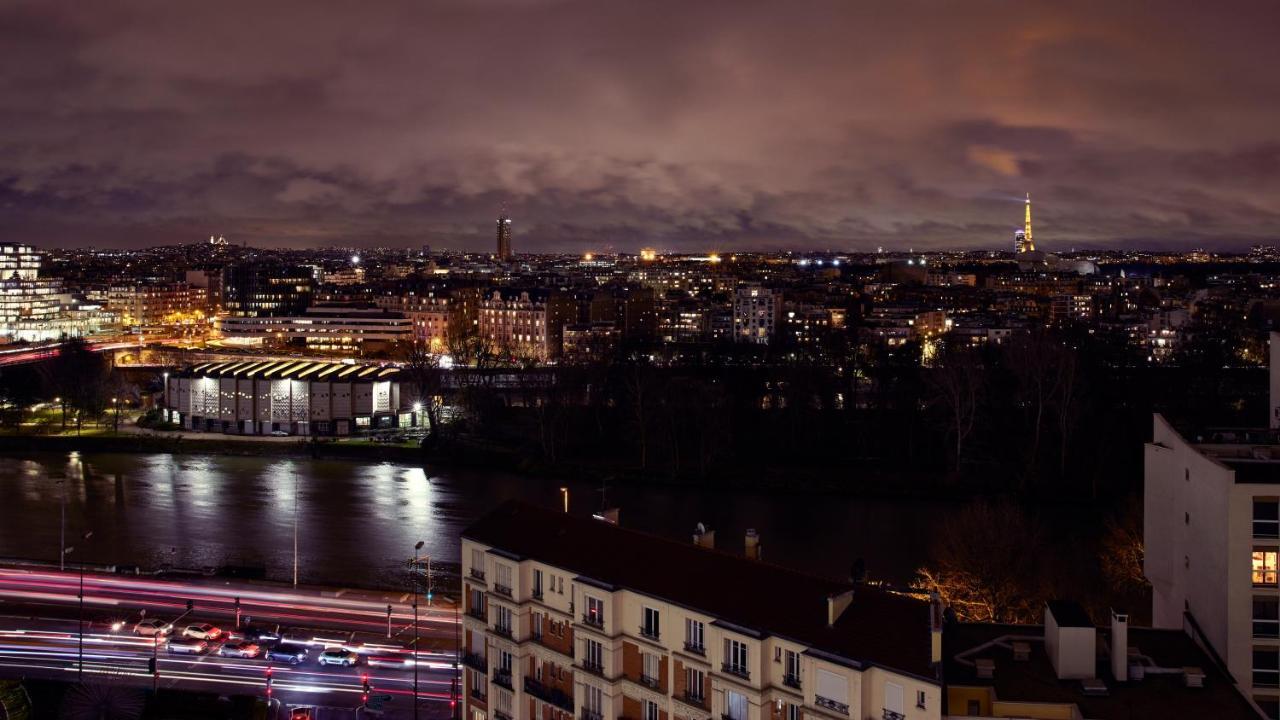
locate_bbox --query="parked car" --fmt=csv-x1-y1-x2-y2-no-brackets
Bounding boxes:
317,648,359,667
270,430,290,437
134,619,173,637
265,644,309,665
182,623,223,641
218,639,261,658
167,638,209,655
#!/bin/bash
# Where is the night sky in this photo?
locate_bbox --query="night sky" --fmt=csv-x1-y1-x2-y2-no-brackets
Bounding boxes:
2,1,1279,252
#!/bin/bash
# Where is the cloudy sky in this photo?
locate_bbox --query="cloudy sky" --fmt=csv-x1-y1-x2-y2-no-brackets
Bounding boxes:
2,0,1279,252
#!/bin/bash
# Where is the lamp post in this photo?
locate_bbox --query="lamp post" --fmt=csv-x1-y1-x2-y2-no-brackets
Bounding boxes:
57,479,65,571
560,486,569,513
292,471,299,588
71,529,93,683
413,539,424,720
55,396,64,431
112,397,119,434
162,372,169,423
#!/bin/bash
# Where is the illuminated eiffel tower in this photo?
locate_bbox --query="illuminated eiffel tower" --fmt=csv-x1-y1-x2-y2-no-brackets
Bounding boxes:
1014,192,1035,253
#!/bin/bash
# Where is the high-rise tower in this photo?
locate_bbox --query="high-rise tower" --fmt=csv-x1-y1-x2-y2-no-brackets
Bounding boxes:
496,214,513,261
1014,192,1036,253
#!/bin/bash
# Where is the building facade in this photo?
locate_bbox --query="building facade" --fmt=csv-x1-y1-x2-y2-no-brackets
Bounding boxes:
478,290,575,362
216,304,413,354
461,502,942,720
733,287,782,345
221,263,315,317
100,281,206,329
0,243,74,341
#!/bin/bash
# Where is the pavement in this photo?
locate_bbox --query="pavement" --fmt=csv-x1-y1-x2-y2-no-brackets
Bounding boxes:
0,564,460,718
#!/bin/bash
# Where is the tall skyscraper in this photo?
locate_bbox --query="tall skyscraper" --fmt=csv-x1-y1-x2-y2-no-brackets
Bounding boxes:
496,214,513,260
1014,192,1036,253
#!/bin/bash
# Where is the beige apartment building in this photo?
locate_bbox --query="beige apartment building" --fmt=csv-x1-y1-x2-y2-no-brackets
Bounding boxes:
1143,332,1280,719
461,502,942,720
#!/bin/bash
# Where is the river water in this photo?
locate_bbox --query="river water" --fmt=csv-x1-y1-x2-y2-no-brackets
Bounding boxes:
0,452,949,591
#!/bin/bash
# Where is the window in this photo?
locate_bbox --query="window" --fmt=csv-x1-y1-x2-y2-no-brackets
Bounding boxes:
586,596,604,626
473,709,487,720
1256,550,1279,587
916,690,927,709
642,607,661,638
724,638,749,676
642,652,660,686
532,611,545,640
784,650,800,685
533,569,543,598
495,563,513,594
495,690,512,715
469,588,486,617
685,619,704,652
1258,499,1280,538
470,548,486,578
685,667,705,701
1257,647,1280,688
585,685,603,715
585,639,604,670
787,705,799,720
496,605,513,634
885,683,904,716
725,690,748,720
1258,597,1280,639
557,576,564,594
644,700,659,720
815,669,849,714
499,650,513,673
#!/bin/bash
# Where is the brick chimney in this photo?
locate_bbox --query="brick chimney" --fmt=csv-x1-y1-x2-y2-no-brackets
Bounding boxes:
744,529,762,560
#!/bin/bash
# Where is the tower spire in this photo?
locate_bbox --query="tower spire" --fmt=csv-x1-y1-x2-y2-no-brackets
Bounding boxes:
1023,192,1035,252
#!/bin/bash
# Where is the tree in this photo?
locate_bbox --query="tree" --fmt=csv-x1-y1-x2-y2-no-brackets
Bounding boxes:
40,338,112,433
1100,497,1148,597
925,347,986,474
401,341,446,441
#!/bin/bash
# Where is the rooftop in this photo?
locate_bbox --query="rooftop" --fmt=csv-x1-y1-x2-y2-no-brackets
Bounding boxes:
944,622,1256,720
463,500,938,680
178,359,400,381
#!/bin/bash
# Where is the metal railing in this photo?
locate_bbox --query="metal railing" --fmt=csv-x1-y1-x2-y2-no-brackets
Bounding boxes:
581,660,605,676
493,624,513,639
882,711,905,720
638,674,660,689
581,613,604,629
783,673,801,690
470,688,487,703
681,691,707,709
581,712,603,720
493,583,513,598
639,625,660,641
492,669,513,690
462,652,487,671
683,642,705,655
721,663,750,680
470,568,487,581
466,607,487,621
815,696,849,715
525,676,575,712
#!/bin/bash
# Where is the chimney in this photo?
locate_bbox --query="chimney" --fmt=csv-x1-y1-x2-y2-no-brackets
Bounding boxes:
744,529,762,560
1110,608,1129,682
1044,601,1096,680
827,589,854,627
692,523,715,549
929,592,944,665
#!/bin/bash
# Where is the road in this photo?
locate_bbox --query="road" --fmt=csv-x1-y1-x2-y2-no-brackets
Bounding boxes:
0,565,461,718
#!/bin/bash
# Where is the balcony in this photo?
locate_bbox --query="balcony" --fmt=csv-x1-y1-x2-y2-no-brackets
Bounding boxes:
681,691,708,710
882,711,905,720
466,607,487,622
580,660,605,677
815,696,849,715
470,688,487,703
721,663,750,680
525,676,574,713
683,642,705,656
581,712,603,720
783,674,801,690
470,568,487,582
493,624,514,640
494,711,512,720
492,669,513,691
639,625,660,641
493,583,513,598
638,674,660,690
462,652,487,672
581,613,605,630
533,589,544,601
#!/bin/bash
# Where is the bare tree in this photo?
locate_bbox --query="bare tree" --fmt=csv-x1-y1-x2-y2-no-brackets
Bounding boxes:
401,341,446,441
926,347,985,473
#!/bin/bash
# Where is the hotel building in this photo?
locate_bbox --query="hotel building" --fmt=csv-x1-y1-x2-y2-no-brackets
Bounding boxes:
461,502,942,720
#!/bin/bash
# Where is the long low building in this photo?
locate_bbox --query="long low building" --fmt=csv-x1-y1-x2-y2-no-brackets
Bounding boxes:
165,359,417,436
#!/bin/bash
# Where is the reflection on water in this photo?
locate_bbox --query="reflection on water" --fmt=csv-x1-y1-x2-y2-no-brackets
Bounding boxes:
0,452,948,589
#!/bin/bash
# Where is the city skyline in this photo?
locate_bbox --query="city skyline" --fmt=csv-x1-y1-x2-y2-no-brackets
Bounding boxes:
2,1,1279,252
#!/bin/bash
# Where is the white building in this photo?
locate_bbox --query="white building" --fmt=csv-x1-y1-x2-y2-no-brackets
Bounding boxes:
733,286,782,344
166,359,416,435
0,243,75,341
1144,331,1280,718
461,502,943,720
216,304,413,353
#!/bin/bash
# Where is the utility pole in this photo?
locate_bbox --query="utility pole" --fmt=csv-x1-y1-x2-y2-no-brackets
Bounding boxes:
75,529,93,683
57,479,65,571
292,470,299,588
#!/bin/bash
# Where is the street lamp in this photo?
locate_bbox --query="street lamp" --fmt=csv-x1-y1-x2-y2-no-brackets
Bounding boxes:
560,486,569,513
413,539,424,720
69,529,93,683
56,479,65,571
55,396,64,432
112,397,119,434
162,372,169,422
292,471,300,588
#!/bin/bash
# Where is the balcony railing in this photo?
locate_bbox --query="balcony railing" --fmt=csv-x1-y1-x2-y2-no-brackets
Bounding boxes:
639,626,660,641
882,711,905,720
533,589,544,601
683,642,705,656
470,688,487,703
815,696,849,715
721,663,750,680
525,676,574,712
638,674,660,690
470,568,487,582
492,669,513,690
466,607,487,622
783,673,801,690
462,652,487,672
580,660,605,676
681,691,708,709
493,624,513,640
581,613,604,629
493,583,513,598
581,712,603,720
494,711,512,720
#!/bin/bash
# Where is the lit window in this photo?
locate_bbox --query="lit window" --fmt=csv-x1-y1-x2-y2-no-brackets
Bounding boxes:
1255,549,1279,587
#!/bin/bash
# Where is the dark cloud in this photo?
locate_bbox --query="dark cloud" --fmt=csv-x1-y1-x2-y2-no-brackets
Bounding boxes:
1,0,1280,251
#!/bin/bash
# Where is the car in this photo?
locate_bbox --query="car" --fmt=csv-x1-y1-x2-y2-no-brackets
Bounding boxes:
270,430,289,437
367,655,410,668
167,638,208,655
134,619,173,637
289,708,315,720
239,624,281,644
182,623,223,640
218,639,261,658
265,644,309,665
317,648,359,667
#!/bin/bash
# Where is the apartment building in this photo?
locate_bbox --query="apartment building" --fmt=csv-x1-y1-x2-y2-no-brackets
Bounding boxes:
376,294,453,351
1144,333,1280,718
733,286,782,344
217,304,413,354
99,281,206,328
478,289,576,362
461,502,942,720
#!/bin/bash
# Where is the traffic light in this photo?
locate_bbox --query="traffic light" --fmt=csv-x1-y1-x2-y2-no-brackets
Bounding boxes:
147,657,157,674
186,599,194,611
361,673,371,706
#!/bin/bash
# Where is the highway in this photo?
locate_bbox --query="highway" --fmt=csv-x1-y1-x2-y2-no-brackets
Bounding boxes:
0,565,461,718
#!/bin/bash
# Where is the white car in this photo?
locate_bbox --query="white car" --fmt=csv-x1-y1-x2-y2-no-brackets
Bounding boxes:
167,638,208,655
181,623,223,641
134,619,173,637
218,639,261,658
317,648,359,667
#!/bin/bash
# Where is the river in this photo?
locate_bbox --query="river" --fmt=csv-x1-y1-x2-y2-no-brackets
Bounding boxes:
0,452,950,591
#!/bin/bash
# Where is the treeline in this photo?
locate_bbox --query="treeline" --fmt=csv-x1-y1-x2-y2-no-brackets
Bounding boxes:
0,338,139,432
